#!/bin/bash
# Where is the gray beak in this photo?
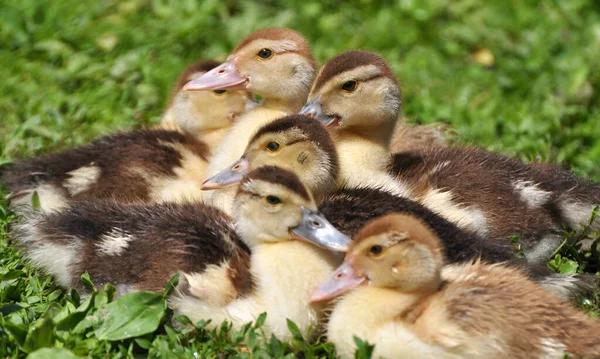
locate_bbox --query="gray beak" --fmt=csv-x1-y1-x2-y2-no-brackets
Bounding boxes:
299,98,336,126
202,157,249,190
289,206,351,252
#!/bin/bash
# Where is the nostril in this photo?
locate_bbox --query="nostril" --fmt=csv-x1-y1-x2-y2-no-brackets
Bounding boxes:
233,164,240,170
312,221,321,227
218,69,225,74
336,273,343,279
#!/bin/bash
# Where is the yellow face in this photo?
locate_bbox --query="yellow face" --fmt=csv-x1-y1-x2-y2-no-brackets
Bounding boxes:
348,228,443,292
233,178,318,247
243,130,335,196
231,39,315,101
175,70,253,132
307,64,401,131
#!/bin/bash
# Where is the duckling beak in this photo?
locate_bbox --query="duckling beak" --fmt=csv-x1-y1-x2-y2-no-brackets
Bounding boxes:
201,158,249,190
300,98,336,127
310,261,365,302
289,206,352,252
184,59,248,91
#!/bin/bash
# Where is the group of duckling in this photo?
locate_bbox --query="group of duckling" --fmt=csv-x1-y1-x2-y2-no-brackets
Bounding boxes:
2,27,600,358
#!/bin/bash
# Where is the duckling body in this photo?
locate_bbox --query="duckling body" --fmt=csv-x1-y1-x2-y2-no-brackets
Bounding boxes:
172,240,336,340
203,116,592,301
303,50,600,264
184,28,317,214
313,214,600,359
392,146,600,263
2,60,251,212
170,166,343,340
14,200,251,305
2,130,211,212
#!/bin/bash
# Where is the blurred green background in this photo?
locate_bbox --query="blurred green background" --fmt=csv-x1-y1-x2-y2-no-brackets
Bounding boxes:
1,0,599,178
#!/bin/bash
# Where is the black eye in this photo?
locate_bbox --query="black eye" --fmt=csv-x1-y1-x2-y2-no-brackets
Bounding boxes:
370,245,383,255
341,80,358,92
213,90,227,95
257,48,273,59
266,141,280,152
265,195,282,205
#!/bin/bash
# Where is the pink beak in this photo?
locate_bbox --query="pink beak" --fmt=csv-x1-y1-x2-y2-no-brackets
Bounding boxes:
184,59,248,91
310,260,366,302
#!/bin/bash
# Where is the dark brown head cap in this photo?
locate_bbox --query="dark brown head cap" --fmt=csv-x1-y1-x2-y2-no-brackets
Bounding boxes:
242,165,311,201
312,50,399,93
351,213,443,254
233,27,316,68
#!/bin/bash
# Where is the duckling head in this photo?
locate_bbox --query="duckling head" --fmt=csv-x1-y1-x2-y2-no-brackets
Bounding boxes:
184,28,316,111
310,213,444,302
167,60,255,133
202,115,338,199
301,51,401,145
233,165,350,250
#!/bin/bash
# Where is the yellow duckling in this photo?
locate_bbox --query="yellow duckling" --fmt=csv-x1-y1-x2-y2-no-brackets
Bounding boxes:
311,213,600,358
170,166,346,342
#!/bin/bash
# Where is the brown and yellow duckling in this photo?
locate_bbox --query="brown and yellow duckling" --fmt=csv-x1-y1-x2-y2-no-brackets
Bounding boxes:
1,60,251,212
302,50,600,264
161,59,256,149
310,213,600,359
14,200,251,306
184,27,317,212
170,166,345,341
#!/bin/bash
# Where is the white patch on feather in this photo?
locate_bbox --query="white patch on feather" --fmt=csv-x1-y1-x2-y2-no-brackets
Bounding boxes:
512,180,551,208
430,161,451,175
64,164,100,196
524,234,562,265
182,261,238,307
15,220,80,288
539,338,566,359
558,201,599,232
421,188,489,237
10,184,69,213
96,228,132,256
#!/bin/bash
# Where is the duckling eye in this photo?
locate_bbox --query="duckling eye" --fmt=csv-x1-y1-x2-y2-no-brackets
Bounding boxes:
341,80,358,92
213,90,227,95
370,245,383,255
265,195,282,206
266,141,280,152
257,48,273,59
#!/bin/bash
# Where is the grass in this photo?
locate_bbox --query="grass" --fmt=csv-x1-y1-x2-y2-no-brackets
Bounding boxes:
0,0,599,357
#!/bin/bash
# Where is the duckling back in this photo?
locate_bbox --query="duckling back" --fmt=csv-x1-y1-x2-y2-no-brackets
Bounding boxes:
1,130,211,212
13,200,252,304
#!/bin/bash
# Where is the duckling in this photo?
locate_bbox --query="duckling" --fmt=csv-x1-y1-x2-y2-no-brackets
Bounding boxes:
302,50,600,264
170,166,345,341
161,59,256,150
310,213,600,359
184,27,317,212
1,60,250,212
201,115,592,301
300,51,409,197
13,201,252,306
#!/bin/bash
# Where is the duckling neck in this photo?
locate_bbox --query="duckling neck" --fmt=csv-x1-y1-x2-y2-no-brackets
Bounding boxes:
343,120,396,148
335,131,412,198
194,127,230,153
261,96,305,114
247,240,339,339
